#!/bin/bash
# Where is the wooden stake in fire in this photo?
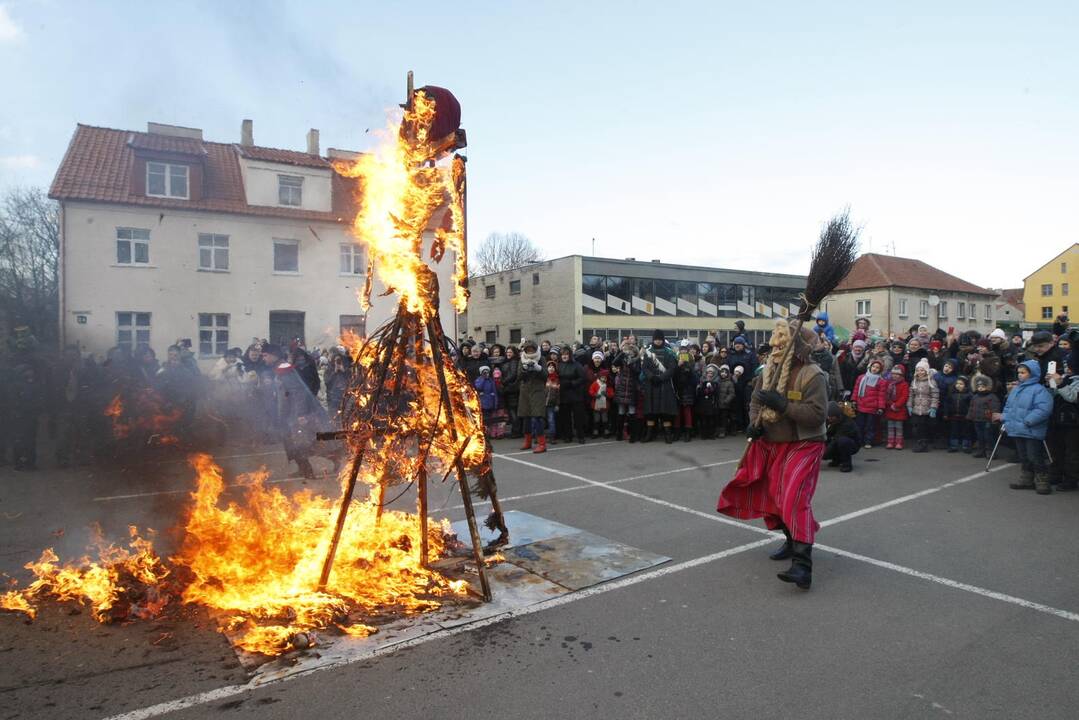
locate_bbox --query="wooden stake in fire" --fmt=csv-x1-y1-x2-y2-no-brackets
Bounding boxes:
315,74,508,600
737,211,860,468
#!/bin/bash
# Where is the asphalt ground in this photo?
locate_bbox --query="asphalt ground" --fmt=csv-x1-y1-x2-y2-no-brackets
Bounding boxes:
2,434,1078,720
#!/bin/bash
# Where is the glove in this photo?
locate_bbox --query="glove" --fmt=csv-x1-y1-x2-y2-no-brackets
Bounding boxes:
929,409,937,418
755,389,788,413
746,424,765,440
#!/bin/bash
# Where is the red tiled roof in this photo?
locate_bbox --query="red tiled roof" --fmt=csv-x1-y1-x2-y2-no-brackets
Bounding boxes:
834,253,994,296
50,125,357,223
237,145,331,168
998,288,1025,311
127,132,207,156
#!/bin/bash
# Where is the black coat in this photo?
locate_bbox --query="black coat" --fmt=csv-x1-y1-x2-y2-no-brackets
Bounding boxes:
557,361,587,404
640,345,678,416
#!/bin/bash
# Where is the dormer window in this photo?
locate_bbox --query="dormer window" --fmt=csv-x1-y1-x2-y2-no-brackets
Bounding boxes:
146,161,189,199
278,175,303,206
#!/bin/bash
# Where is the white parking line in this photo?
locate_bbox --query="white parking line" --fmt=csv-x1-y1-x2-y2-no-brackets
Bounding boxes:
98,456,1076,720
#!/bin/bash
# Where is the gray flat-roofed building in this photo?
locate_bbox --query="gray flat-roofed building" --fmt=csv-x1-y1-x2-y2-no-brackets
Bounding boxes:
461,255,806,349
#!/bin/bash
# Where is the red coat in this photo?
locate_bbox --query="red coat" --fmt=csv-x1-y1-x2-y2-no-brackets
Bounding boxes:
853,373,888,414
884,378,910,421
588,378,614,411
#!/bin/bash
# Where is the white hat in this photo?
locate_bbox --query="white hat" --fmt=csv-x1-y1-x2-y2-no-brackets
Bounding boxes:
479,365,490,374
916,358,931,372
679,339,691,348
989,328,1007,340
592,351,604,361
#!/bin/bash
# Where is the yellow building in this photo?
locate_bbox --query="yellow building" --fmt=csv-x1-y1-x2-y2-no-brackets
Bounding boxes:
1023,243,1079,326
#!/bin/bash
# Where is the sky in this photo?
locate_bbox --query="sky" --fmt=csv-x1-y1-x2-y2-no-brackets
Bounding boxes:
1,0,1076,288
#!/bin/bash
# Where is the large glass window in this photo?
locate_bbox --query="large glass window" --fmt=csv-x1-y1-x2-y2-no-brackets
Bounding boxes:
116,227,150,265
198,313,229,358
582,274,606,314
716,284,739,317
676,281,698,316
117,311,151,351
633,278,654,315
606,276,631,314
278,175,303,206
697,283,718,316
654,279,677,316
339,242,365,275
198,233,229,271
273,239,299,273
146,162,189,199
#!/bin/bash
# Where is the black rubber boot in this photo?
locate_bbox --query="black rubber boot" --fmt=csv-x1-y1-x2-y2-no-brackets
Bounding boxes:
777,542,813,590
641,423,655,443
663,425,674,444
682,428,691,442
768,526,793,561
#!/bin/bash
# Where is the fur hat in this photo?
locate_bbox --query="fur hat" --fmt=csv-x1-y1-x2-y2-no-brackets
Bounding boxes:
704,363,721,377
972,372,992,390
479,365,491,375
718,365,731,376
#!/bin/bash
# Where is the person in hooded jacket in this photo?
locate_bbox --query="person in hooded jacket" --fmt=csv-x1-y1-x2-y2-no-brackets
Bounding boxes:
813,311,836,347
998,359,1054,494
945,375,974,452
907,359,940,453
884,364,910,450
694,363,722,439
933,358,960,448
640,329,679,443
727,335,757,433
811,334,843,400
612,339,642,442
840,340,866,396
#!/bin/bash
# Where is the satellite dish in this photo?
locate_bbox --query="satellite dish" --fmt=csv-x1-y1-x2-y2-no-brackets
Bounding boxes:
928,295,940,307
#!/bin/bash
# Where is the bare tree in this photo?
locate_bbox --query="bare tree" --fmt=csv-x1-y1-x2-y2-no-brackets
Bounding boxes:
471,232,544,277
0,187,60,348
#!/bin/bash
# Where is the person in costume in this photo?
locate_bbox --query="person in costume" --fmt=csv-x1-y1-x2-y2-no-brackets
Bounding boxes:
717,318,828,589
640,329,678,443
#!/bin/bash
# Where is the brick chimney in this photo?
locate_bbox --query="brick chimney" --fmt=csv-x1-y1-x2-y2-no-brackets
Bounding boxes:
241,119,253,147
306,128,320,156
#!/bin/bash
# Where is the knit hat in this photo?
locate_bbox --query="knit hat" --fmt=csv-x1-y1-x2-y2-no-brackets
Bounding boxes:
827,401,843,421
733,365,744,375
916,358,931,374
652,329,666,342
1030,330,1053,345
592,351,604,362
852,339,867,350
989,328,1007,341
891,364,906,377
732,335,747,346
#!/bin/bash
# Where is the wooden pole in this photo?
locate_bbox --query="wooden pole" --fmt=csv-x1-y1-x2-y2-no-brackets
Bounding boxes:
425,317,491,601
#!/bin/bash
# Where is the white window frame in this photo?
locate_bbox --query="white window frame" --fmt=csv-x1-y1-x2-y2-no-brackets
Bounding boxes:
116,311,151,351
198,233,230,272
339,242,366,276
146,162,189,199
278,175,303,207
985,304,992,321
198,313,230,358
919,299,929,319
897,298,908,317
855,299,871,316
938,301,948,319
1063,282,1070,296
1042,306,1053,320
273,238,300,274
1042,283,1053,297
116,227,151,266
957,301,966,320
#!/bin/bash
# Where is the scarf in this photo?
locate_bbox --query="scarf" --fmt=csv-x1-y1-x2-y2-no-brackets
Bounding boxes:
859,371,881,398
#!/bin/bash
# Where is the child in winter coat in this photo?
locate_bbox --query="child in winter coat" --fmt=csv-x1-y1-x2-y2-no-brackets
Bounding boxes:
474,366,499,437
854,359,888,449
674,343,699,441
933,358,959,448
612,351,641,442
588,369,614,438
907,359,940,453
884,364,910,449
946,375,974,453
999,359,1054,494
967,373,1001,458
714,365,736,437
694,364,722,439
544,361,560,445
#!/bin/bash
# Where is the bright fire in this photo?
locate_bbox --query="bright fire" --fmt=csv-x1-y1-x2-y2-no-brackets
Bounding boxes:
1,86,488,657
2,455,469,655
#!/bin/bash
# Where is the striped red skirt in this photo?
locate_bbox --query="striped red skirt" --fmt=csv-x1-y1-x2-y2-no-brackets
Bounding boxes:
717,439,824,543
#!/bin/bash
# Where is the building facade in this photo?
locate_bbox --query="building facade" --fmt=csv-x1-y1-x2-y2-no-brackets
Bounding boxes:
1022,243,1077,327
824,253,998,337
462,256,807,349
51,121,458,366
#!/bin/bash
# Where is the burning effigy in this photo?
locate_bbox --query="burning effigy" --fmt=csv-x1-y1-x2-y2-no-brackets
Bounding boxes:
1,75,506,657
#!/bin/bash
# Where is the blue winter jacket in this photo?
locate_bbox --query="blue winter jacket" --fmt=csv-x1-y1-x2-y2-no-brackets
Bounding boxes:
814,312,837,345
1002,360,1053,440
474,375,499,411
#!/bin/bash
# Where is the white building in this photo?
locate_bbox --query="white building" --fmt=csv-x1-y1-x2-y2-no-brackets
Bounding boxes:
51,121,457,365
